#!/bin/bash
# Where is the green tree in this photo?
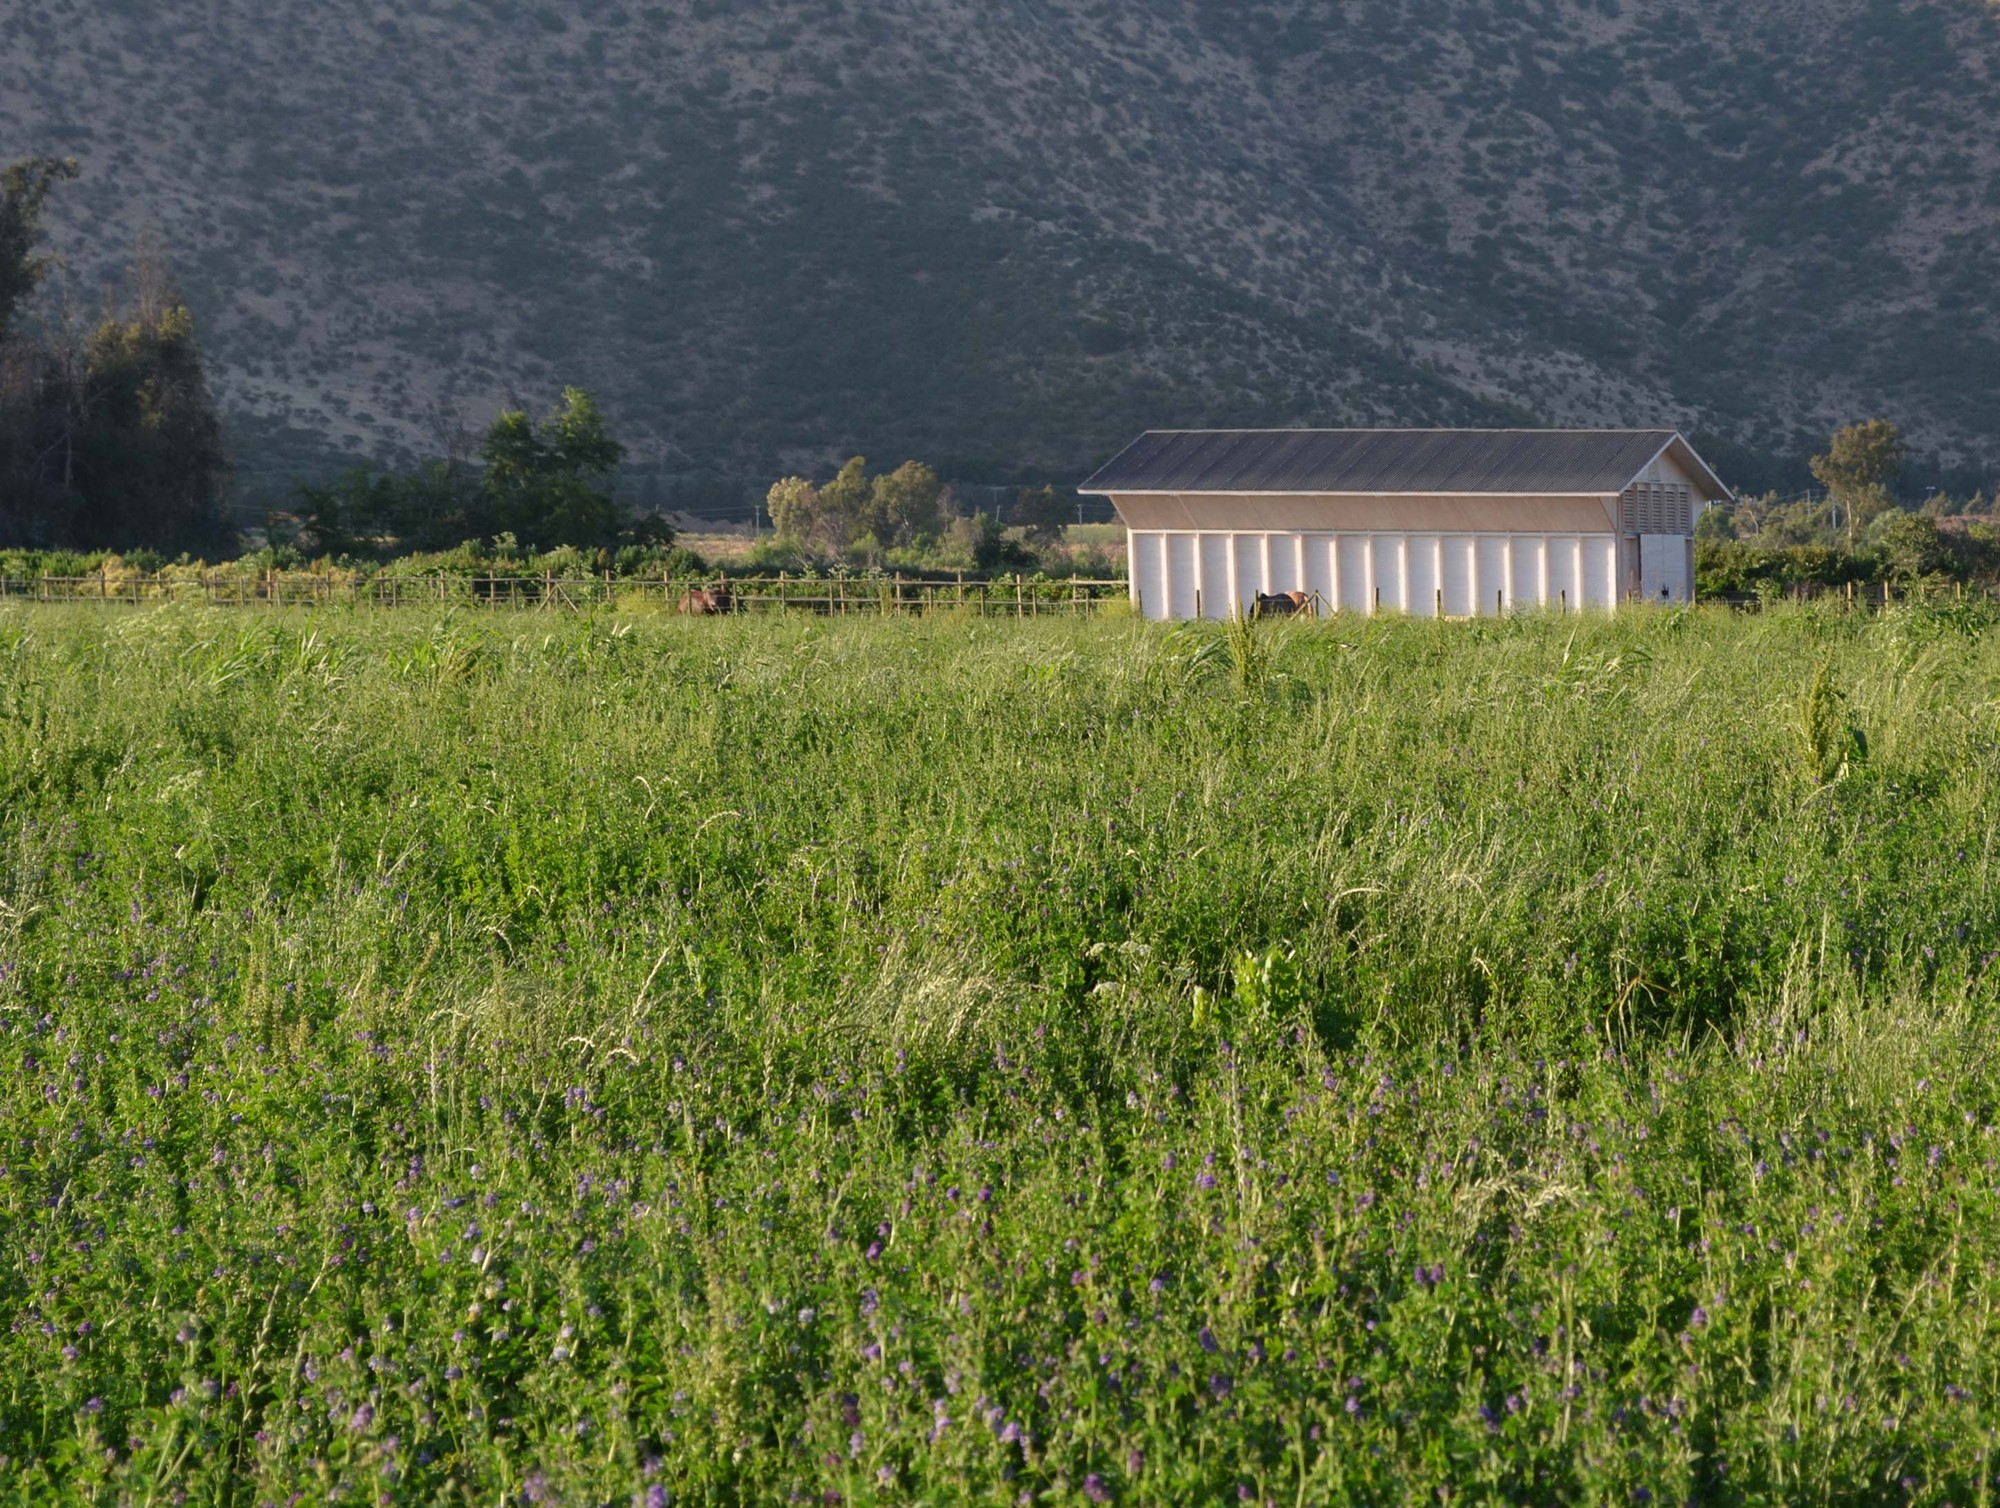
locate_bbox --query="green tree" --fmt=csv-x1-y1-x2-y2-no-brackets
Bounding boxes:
866,460,944,545
1872,510,1948,582
4,219,231,552
481,387,624,549
815,456,871,551
1810,419,1905,550
766,476,823,547
67,300,232,552
1013,484,1071,546
288,462,483,557
0,157,77,345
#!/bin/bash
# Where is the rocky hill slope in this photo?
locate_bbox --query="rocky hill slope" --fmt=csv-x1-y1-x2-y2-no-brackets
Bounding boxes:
6,0,1998,502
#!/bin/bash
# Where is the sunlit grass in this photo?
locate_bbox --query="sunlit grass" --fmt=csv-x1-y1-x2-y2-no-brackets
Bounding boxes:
2,601,1997,1503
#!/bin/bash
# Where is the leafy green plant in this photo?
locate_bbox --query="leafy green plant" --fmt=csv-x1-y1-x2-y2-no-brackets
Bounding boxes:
1795,656,1867,786
1224,605,1270,694
0,603,1996,1503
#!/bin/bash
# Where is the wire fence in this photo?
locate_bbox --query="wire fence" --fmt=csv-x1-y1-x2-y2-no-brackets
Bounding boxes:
1705,580,1997,610
2,572,1986,617
0,572,1136,616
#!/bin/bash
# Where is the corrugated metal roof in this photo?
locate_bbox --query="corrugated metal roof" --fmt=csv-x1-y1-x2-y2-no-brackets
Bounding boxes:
1081,429,1692,497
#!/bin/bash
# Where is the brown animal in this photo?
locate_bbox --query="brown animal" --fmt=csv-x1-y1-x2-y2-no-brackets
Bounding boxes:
678,576,734,616
1253,590,1309,618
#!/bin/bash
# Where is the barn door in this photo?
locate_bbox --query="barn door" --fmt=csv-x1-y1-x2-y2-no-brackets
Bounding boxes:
1639,535,1691,605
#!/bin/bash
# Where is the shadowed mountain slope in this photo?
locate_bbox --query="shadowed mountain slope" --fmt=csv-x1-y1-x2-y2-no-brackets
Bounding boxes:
6,0,1998,498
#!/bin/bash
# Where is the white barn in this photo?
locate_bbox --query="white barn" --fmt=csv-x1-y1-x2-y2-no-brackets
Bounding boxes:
1080,428,1732,620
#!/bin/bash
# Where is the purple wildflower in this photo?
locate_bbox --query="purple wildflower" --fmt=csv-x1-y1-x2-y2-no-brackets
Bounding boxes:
1083,1473,1111,1503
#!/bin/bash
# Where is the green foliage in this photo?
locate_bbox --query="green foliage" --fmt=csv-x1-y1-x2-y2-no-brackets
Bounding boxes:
1695,538,1871,596
2,606,1999,1500
769,459,968,566
958,510,1036,572
0,155,77,344
1695,508,2000,596
288,459,485,556
1811,418,1906,503
2,172,231,554
1223,607,1271,695
859,459,945,546
1,291,231,554
816,456,872,552
1794,657,1867,787
481,387,624,549
1810,419,1908,548
764,475,822,547
282,389,656,559
1874,509,1953,582
1013,483,1072,546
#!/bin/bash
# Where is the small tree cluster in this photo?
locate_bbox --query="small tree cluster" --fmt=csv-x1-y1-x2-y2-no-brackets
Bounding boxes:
1012,484,1074,547
1,162,231,553
764,457,946,560
1809,418,1905,550
285,389,667,559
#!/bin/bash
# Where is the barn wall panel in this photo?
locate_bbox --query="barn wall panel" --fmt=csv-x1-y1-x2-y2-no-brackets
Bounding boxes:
1407,534,1439,617
1198,535,1231,618
1584,536,1618,608
1303,536,1337,608
1336,535,1369,613
1476,537,1509,614
1441,536,1473,617
1133,532,1165,620
1166,534,1197,619
1131,528,1625,619
1510,536,1542,608
1233,536,1264,614
1367,536,1397,613
1543,536,1577,610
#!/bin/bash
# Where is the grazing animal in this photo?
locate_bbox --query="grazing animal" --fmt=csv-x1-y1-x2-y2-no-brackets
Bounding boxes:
678,577,734,616
1253,590,1309,618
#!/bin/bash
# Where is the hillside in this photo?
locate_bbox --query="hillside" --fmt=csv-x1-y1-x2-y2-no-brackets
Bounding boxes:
6,0,1999,504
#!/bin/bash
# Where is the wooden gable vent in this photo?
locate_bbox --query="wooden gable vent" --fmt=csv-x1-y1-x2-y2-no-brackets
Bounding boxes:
1622,483,1693,536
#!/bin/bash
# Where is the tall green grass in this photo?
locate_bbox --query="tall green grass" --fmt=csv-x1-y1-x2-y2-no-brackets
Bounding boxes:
1,602,1997,1503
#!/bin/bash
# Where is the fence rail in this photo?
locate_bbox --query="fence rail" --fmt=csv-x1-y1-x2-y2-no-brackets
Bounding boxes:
0,572,1135,616
3,573,1986,616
